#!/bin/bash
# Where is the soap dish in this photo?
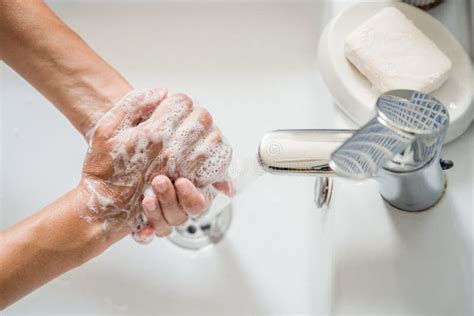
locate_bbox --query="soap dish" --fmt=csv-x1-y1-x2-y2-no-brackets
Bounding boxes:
318,0,473,143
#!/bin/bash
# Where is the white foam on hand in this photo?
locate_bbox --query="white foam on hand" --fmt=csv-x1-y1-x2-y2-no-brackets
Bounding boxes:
78,88,232,242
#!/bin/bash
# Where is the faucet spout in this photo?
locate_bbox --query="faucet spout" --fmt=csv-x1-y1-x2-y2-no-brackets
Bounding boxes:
258,129,355,176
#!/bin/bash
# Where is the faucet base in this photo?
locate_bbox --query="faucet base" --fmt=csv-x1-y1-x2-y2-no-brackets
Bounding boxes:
377,157,447,212
380,178,447,213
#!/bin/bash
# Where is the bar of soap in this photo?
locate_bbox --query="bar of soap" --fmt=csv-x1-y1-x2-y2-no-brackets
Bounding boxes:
344,7,452,93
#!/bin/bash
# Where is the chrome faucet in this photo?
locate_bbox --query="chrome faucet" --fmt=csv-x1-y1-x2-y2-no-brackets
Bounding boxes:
258,90,453,212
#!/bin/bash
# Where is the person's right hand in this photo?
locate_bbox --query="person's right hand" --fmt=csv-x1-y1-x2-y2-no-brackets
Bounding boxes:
78,88,232,240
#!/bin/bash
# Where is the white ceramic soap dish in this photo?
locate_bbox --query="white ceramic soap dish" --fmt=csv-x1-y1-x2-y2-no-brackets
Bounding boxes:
318,1,473,143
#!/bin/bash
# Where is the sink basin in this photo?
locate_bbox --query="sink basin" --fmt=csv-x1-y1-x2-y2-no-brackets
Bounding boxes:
1,0,472,314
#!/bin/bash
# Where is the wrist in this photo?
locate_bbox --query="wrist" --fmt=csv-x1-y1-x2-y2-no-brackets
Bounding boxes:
75,82,133,140
68,185,130,265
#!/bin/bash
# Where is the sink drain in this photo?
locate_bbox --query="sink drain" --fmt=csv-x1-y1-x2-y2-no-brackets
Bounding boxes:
168,204,232,250
186,225,197,234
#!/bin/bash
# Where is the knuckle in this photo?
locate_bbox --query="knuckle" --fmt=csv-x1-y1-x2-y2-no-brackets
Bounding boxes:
130,90,147,102
153,87,168,100
208,130,223,144
172,93,193,110
198,108,213,127
173,93,191,101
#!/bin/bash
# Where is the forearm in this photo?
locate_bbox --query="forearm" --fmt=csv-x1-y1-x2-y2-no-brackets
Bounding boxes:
0,188,128,310
0,0,132,137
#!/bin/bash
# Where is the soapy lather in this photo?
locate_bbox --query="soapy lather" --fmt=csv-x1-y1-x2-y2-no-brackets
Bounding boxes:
78,88,232,242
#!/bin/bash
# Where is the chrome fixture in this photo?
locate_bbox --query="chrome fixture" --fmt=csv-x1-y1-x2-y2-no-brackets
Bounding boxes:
258,90,453,212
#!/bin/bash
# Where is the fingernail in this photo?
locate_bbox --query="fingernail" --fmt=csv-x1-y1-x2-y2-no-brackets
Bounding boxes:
154,176,168,193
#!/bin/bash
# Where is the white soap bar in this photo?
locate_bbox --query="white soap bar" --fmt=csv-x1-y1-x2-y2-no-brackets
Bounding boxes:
344,7,452,94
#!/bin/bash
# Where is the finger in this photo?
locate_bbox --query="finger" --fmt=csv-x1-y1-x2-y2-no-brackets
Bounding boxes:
152,175,188,226
174,178,209,217
187,130,232,187
174,106,213,153
154,223,173,238
187,129,222,161
172,106,214,175
130,87,168,125
148,93,193,129
213,180,236,197
178,130,222,180
132,222,155,244
137,223,155,237
142,94,194,174
144,106,212,179
96,87,167,140
141,188,172,237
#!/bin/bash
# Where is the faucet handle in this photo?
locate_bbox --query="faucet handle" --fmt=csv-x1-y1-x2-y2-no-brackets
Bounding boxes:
329,90,450,179
329,117,413,179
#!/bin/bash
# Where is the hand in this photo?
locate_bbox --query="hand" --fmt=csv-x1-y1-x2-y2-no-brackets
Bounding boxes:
78,88,232,240
136,175,234,242
137,176,209,239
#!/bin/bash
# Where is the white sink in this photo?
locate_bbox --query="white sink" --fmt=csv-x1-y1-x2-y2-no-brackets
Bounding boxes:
1,0,472,314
